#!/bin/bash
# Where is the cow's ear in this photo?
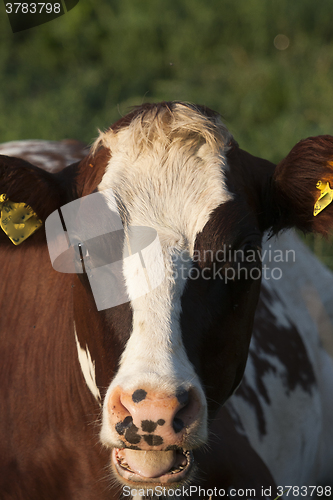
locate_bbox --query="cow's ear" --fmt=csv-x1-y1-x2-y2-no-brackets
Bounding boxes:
0,154,77,221
270,135,333,236
0,145,110,220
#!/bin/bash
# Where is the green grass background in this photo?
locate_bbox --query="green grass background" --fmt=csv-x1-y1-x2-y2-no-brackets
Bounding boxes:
1,0,333,267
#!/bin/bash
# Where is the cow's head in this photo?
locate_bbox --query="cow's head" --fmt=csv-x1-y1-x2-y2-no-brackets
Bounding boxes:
1,102,333,492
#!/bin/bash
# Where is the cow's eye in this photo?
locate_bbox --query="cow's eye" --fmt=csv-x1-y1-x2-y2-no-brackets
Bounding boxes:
238,242,261,263
221,241,262,283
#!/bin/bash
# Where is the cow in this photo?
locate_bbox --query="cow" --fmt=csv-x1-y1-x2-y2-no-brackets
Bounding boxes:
1,102,333,500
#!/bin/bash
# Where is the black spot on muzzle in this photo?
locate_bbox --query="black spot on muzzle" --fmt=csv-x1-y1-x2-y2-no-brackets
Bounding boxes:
132,389,147,403
141,420,157,433
143,434,164,446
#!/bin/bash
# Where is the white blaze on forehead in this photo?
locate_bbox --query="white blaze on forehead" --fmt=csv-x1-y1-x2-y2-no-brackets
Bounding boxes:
96,104,233,445
96,103,233,251
74,322,101,405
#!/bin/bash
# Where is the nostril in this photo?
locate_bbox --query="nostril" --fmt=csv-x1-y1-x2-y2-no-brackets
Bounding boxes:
173,387,201,432
115,416,133,436
172,389,191,434
176,388,189,407
173,417,185,433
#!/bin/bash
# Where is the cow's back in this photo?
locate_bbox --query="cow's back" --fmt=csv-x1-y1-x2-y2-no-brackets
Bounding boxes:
0,139,88,172
229,230,333,488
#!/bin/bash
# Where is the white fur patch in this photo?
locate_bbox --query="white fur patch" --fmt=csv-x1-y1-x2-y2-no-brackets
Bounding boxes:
97,103,233,448
96,104,233,249
301,284,333,360
229,231,333,487
74,322,101,405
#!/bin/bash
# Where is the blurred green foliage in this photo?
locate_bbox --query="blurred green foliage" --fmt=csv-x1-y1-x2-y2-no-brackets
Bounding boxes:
1,0,333,155
299,232,333,271
0,0,333,266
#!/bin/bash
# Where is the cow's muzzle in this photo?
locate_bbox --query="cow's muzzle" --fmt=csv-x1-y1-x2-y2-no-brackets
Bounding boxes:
107,386,204,450
112,448,193,484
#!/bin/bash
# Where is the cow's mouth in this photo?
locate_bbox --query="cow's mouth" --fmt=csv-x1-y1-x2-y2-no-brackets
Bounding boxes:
112,448,193,484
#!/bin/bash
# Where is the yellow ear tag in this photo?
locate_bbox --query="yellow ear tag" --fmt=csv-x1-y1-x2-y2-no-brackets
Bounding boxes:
313,181,333,216
0,194,42,245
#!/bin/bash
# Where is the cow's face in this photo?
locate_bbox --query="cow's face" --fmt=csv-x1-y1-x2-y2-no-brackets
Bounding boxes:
68,104,270,490
64,105,333,491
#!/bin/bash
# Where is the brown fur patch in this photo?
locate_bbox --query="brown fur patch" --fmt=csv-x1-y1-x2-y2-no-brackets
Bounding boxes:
272,135,333,235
